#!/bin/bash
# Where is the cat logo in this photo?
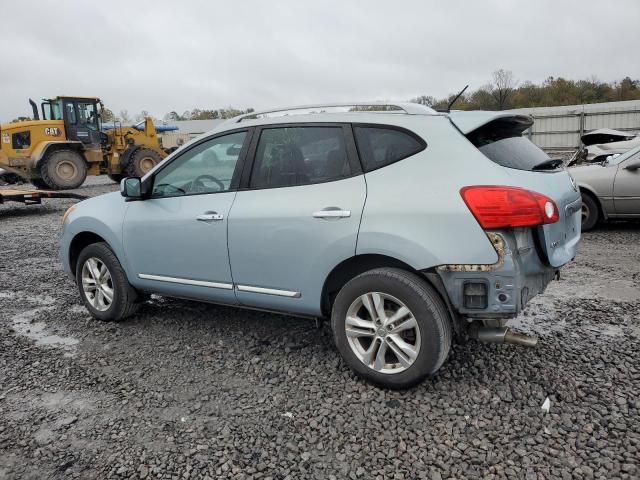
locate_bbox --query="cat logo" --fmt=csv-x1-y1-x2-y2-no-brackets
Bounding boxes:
44,127,61,137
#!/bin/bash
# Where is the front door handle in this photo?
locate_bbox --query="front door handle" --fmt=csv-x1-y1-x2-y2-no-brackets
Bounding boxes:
196,212,224,222
312,208,351,219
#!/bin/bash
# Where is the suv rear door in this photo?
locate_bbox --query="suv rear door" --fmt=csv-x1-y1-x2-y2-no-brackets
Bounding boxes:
451,113,581,267
227,123,365,315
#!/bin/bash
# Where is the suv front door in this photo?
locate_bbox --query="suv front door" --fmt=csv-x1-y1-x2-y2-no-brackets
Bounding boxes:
228,124,365,315
123,130,250,303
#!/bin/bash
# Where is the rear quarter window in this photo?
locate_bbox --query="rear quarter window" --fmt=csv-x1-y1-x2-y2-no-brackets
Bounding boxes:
353,126,425,172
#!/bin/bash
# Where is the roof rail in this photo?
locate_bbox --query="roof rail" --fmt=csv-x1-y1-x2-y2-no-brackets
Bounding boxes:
228,102,436,123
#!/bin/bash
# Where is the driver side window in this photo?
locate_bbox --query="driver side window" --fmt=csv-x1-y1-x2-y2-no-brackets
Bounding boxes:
152,131,247,198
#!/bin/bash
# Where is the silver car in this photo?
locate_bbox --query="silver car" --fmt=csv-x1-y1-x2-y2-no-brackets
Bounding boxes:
59,103,581,388
570,144,640,230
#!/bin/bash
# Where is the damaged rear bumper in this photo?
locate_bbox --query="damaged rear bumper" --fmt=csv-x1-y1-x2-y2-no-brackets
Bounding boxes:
435,230,560,319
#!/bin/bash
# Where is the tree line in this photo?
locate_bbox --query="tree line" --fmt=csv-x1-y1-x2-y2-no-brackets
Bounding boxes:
411,70,640,111
12,72,640,124
98,107,255,124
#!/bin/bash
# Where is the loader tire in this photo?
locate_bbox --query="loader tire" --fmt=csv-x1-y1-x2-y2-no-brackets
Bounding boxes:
30,178,49,190
39,150,87,190
126,148,161,177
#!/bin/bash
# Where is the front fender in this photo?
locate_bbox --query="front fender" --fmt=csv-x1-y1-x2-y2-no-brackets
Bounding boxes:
59,192,130,277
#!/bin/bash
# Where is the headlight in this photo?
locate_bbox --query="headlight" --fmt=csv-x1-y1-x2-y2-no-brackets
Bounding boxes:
62,205,76,225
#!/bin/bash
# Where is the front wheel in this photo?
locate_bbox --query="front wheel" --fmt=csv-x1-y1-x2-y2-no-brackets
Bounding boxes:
76,242,139,322
331,268,452,389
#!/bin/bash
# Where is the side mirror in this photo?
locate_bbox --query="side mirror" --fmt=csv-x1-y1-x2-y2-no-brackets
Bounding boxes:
624,160,640,171
120,177,142,198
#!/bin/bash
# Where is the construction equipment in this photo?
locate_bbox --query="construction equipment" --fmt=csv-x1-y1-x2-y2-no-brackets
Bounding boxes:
0,188,86,205
0,96,172,190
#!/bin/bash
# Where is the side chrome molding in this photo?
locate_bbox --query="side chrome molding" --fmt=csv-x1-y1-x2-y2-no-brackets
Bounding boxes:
236,285,301,298
138,274,233,290
137,274,301,298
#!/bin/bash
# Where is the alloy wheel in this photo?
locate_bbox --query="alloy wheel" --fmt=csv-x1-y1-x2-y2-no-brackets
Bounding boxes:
345,292,421,374
81,257,114,312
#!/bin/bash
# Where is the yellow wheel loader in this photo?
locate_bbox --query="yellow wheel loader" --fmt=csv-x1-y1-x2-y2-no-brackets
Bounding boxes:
0,97,170,190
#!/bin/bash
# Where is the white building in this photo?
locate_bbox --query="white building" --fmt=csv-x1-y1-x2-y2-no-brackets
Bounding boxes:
160,119,226,148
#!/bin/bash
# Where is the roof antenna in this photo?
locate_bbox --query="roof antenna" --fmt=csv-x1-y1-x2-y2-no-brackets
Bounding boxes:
446,85,469,112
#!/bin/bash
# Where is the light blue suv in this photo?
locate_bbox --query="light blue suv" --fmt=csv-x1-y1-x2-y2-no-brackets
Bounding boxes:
60,103,581,388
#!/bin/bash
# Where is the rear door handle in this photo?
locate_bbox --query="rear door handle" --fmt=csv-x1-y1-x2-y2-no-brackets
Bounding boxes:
312,208,351,219
196,212,224,222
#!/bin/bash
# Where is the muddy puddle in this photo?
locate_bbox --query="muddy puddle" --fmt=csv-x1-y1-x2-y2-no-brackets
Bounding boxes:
3,292,80,355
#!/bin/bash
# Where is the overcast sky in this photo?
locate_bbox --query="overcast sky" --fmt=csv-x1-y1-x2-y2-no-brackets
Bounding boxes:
2,0,639,120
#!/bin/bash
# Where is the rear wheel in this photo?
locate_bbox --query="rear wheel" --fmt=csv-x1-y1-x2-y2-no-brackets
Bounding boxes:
580,192,599,231
39,150,87,190
76,242,139,322
331,268,452,389
126,148,162,177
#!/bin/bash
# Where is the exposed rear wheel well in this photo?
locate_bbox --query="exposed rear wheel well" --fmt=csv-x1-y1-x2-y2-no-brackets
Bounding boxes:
321,254,419,317
69,232,107,275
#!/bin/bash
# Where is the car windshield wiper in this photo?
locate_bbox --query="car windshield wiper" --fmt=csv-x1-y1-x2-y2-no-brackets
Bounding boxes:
532,159,563,171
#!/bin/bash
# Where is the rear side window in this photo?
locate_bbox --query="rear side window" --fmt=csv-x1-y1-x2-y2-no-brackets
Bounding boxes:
353,126,425,171
250,126,351,189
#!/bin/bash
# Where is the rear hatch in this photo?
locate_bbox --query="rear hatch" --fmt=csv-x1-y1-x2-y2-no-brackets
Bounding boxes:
450,112,581,267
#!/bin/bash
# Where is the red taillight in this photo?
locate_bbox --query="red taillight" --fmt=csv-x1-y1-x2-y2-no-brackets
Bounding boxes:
460,186,559,229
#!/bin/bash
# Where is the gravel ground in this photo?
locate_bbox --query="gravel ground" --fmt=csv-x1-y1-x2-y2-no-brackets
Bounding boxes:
1,177,639,480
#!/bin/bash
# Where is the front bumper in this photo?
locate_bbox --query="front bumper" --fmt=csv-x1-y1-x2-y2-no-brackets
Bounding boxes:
436,229,560,319
59,227,75,281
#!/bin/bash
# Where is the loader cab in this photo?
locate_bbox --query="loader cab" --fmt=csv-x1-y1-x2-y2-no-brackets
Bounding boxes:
41,96,102,147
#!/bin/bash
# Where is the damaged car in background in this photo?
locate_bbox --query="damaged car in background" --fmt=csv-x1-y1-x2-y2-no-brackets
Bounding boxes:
570,143,640,230
569,128,640,165
59,103,581,389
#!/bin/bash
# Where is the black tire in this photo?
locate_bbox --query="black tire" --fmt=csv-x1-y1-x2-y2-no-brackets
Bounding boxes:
331,268,452,389
30,178,50,190
126,148,162,177
39,149,87,190
108,173,125,183
75,242,139,322
580,192,599,231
